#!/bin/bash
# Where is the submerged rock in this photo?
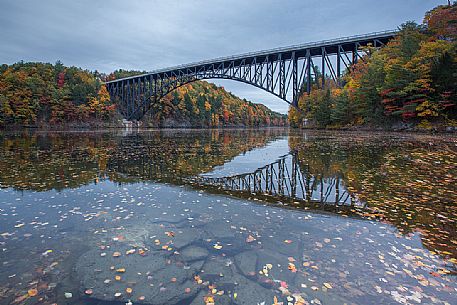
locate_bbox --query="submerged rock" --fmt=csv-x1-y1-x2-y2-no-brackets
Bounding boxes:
180,245,209,262
234,251,258,278
75,244,205,304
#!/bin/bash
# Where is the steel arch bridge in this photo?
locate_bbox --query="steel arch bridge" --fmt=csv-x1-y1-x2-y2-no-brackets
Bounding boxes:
105,31,397,121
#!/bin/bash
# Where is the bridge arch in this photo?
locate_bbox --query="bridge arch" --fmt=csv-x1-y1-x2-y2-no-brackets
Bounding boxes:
144,74,296,121
105,31,397,121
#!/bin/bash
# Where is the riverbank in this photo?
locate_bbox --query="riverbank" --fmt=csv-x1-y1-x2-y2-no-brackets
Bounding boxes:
2,124,456,134
299,124,457,133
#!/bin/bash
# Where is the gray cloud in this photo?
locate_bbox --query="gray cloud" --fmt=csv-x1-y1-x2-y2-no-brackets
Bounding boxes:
0,0,445,113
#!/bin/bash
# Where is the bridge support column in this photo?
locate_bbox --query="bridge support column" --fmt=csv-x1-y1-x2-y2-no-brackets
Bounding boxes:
321,47,326,88
353,43,358,64
337,45,341,86
306,50,311,95
292,52,298,108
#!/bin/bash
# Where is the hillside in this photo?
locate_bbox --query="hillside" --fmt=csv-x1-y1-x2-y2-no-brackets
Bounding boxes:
0,63,287,128
289,3,457,131
142,80,287,127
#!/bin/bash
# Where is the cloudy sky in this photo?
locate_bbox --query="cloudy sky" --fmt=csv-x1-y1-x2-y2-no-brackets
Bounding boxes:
0,0,446,113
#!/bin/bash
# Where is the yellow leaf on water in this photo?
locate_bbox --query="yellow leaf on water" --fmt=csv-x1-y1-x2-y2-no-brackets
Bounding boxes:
27,289,38,297
323,282,332,289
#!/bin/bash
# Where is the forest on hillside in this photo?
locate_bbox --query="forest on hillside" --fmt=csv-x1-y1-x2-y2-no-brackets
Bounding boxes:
289,3,457,130
0,64,286,128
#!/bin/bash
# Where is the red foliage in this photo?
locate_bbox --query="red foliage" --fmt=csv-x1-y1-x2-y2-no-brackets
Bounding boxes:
401,112,416,119
57,72,65,88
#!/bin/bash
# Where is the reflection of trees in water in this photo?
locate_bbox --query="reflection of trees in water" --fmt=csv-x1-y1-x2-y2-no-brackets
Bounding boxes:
0,129,286,191
106,129,287,183
0,131,115,191
289,132,457,261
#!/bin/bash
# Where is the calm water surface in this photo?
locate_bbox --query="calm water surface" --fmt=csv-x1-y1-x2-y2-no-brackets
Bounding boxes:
0,129,456,305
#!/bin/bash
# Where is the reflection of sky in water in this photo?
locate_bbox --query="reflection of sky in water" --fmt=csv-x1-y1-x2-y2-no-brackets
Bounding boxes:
202,138,290,177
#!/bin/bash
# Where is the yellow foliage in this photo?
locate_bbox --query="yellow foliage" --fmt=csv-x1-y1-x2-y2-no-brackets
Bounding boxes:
416,101,439,117
204,101,211,111
417,119,433,129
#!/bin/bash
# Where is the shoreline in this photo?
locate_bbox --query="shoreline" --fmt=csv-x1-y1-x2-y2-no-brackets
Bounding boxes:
0,125,456,135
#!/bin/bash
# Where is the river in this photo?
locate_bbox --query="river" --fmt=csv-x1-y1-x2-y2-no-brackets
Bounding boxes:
0,129,456,305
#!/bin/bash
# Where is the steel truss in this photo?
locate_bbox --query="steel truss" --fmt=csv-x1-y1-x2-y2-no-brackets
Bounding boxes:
105,31,397,121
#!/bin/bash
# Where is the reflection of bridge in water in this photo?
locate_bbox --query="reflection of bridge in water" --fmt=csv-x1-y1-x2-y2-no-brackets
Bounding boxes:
194,151,365,207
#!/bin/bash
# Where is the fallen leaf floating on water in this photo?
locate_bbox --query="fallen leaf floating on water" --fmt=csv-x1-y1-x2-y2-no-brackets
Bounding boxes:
165,231,175,237
42,249,53,256
288,263,297,273
246,235,256,243
294,295,306,305
194,275,203,284
323,282,333,289
260,263,273,276
27,289,38,297
273,295,284,305
204,295,215,305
